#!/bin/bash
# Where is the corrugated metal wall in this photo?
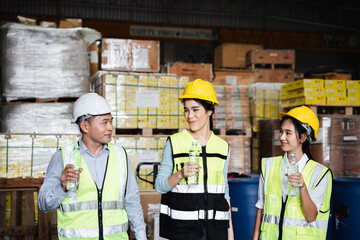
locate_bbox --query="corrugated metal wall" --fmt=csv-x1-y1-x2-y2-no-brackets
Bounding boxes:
1,0,359,77
1,0,359,33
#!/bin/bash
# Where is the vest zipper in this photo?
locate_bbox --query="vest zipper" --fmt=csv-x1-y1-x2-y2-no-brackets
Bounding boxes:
278,196,288,240
98,154,109,240
201,145,208,222
98,188,103,240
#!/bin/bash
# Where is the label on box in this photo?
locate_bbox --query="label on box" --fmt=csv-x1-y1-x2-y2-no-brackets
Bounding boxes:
136,89,159,107
135,151,159,169
133,48,149,69
343,136,358,141
226,76,237,85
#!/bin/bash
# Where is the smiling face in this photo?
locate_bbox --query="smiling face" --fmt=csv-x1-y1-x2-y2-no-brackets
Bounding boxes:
80,113,113,144
278,118,303,154
184,99,212,132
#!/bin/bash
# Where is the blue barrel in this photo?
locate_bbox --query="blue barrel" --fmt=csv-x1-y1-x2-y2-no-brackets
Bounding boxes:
229,175,260,240
328,178,360,240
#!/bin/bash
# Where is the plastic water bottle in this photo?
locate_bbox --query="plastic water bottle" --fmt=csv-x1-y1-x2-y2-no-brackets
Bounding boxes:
66,145,82,191
188,142,200,185
287,152,299,197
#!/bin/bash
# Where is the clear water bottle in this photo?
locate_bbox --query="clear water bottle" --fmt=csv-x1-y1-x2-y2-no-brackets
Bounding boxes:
66,145,82,191
188,142,200,185
287,152,299,197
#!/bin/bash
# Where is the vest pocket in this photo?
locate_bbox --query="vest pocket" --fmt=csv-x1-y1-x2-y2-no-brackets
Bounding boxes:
296,226,318,240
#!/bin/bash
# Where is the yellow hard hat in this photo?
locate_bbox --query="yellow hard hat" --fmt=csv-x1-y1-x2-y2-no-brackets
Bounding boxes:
278,106,319,142
178,79,219,106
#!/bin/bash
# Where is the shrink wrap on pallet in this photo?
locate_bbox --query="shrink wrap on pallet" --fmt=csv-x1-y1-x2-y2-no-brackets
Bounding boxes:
1,23,101,100
1,103,80,134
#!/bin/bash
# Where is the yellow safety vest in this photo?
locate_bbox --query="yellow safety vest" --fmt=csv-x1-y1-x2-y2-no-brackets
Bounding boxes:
160,129,230,240
260,156,333,240
57,143,129,240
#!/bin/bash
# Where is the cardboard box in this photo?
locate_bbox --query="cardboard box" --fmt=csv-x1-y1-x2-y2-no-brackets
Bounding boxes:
165,62,213,82
214,43,262,68
246,49,295,65
254,69,294,83
101,38,160,72
212,69,255,85
59,18,82,28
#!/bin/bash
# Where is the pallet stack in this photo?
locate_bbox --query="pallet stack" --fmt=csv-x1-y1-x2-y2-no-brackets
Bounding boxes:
246,49,295,83
1,23,100,134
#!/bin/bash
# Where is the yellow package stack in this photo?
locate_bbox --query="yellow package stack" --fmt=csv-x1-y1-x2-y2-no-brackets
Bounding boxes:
249,82,284,132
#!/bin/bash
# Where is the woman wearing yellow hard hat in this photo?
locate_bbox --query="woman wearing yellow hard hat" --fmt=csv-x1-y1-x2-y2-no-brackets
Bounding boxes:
155,79,234,240
252,106,333,240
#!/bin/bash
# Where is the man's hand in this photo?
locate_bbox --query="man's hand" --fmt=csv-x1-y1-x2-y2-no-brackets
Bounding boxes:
60,164,83,192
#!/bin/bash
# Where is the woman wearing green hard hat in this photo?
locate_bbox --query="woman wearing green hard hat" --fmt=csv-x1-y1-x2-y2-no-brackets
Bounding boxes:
252,106,333,240
155,79,234,240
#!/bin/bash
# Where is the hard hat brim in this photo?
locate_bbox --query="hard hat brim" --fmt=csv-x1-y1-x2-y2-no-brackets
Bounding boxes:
178,94,219,106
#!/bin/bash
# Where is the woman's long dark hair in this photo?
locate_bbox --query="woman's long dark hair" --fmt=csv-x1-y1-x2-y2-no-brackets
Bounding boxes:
280,116,314,160
184,98,215,131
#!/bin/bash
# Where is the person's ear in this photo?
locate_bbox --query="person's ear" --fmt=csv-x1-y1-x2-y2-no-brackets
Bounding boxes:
80,121,89,133
300,133,307,143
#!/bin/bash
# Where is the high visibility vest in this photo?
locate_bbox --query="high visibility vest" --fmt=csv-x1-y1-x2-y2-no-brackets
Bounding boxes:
57,143,129,240
260,156,333,240
160,129,230,240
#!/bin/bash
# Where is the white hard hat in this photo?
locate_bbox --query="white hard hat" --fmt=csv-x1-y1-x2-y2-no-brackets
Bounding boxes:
72,93,112,124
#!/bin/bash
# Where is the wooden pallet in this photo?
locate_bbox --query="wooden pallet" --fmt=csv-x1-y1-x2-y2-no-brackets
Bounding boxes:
115,128,183,136
2,97,78,104
0,177,57,240
214,127,252,137
284,105,360,115
249,63,295,70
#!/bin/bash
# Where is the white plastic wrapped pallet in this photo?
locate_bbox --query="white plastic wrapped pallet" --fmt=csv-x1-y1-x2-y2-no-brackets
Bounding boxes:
1,103,80,134
1,23,101,100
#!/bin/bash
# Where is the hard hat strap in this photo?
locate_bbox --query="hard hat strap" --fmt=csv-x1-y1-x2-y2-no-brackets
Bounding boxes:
301,123,312,142
77,114,94,124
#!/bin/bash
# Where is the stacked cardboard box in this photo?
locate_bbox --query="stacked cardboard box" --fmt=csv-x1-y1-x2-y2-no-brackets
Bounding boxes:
249,82,284,132
213,85,251,132
89,38,160,75
214,43,263,69
164,62,213,82
280,79,360,108
92,71,189,129
246,49,295,83
223,136,251,174
0,134,81,178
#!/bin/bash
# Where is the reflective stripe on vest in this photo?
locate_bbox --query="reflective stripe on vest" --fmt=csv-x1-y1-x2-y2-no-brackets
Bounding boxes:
262,213,329,229
58,222,129,238
160,204,229,221
57,143,129,240
172,183,225,194
260,156,332,240
59,200,125,213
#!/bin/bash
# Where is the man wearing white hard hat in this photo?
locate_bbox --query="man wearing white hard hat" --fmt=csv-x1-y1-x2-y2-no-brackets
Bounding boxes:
38,93,146,240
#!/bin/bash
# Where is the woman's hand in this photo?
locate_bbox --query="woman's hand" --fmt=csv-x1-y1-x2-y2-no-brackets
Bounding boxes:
181,162,201,178
286,172,305,189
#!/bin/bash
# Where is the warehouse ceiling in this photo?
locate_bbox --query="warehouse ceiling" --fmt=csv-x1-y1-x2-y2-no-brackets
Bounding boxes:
1,0,360,34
